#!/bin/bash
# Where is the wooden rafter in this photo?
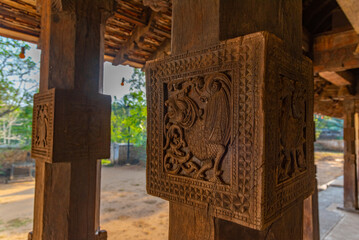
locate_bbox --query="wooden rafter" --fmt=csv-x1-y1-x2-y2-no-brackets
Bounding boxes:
0,0,172,68
337,0,359,55
0,26,38,43
313,30,359,73
318,71,354,86
112,12,156,66
337,0,359,33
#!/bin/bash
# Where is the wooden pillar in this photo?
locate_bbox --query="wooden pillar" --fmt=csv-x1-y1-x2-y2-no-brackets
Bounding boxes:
29,1,114,239
146,0,315,239
343,99,359,209
303,181,320,240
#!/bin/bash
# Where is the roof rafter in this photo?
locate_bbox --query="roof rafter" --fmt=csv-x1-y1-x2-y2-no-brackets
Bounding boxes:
112,12,157,66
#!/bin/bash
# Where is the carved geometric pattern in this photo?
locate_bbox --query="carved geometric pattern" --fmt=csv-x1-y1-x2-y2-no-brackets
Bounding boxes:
31,89,111,163
146,32,315,230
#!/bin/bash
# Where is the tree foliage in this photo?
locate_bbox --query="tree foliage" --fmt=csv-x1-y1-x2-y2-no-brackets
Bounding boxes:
111,69,147,146
0,37,38,148
314,114,343,139
0,106,33,148
0,37,38,118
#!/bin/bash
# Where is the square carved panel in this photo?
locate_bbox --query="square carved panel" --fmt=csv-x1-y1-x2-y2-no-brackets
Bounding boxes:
146,32,315,230
31,89,111,162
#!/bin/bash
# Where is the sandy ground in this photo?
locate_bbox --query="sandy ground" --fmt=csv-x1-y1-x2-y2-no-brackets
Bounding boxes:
314,152,344,186
100,166,168,240
0,165,168,240
0,152,343,240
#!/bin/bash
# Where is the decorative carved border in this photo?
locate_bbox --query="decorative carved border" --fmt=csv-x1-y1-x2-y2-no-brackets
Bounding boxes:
31,89,55,162
146,32,315,229
31,89,111,163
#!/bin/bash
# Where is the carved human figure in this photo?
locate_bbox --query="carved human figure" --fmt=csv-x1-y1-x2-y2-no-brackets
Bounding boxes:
35,105,49,148
279,77,306,182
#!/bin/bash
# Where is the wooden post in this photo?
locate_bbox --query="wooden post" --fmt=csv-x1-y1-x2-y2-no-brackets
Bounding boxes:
303,180,320,240
343,99,359,209
146,0,316,239
29,1,114,239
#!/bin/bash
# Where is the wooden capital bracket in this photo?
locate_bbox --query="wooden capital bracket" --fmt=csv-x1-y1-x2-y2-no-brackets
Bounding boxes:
146,31,315,230
31,88,111,162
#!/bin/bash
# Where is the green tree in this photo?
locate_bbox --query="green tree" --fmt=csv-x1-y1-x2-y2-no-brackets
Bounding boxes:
0,36,38,148
0,36,38,118
314,114,343,139
111,69,147,146
0,105,32,147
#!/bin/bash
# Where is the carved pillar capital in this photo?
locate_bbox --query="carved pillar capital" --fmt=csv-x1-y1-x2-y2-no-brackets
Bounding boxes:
31,89,111,163
146,32,315,230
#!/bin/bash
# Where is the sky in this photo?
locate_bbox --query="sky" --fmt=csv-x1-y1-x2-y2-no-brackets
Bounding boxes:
27,43,134,100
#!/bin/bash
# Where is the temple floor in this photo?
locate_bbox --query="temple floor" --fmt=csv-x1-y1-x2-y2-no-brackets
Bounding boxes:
319,176,359,240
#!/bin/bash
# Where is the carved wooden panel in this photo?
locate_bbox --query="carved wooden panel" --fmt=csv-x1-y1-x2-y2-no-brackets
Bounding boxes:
31,89,55,161
146,32,315,230
31,89,111,162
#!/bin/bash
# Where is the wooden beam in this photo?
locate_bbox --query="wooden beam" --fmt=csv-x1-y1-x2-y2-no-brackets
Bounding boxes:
104,55,114,63
0,27,38,44
313,30,359,73
337,0,359,56
337,0,359,33
314,100,344,119
0,27,114,62
1,0,38,15
148,38,170,60
319,71,354,86
112,13,156,66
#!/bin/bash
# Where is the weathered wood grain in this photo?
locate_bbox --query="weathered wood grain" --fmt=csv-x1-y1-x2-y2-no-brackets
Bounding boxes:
337,0,359,34
147,0,316,239
313,30,359,73
343,100,359,209
303,181,320,240
319,71,354,86
31,0,113,239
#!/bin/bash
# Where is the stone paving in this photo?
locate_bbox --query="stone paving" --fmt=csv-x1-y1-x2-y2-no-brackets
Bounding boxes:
319,176,359,240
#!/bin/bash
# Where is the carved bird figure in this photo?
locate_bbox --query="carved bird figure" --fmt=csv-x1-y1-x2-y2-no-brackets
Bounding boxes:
166,73,231,183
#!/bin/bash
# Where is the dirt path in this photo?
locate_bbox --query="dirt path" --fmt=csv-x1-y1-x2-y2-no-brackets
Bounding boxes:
100,166,168,240
0,165,168,240
0,152,344,239
315,152,343,186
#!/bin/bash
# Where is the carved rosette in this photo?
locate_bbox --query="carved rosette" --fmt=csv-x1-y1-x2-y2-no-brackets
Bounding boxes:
146,32,315,230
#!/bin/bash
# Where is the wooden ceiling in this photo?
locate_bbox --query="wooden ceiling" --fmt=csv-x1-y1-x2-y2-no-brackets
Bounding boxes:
0,0,172,68
1,0,359,118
